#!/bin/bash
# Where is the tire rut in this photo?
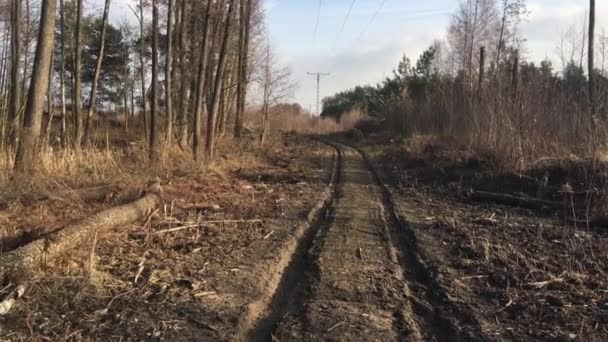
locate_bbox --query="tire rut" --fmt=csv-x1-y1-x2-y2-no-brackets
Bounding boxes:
236,142,343,341
241,140,487,341
344,141,489,342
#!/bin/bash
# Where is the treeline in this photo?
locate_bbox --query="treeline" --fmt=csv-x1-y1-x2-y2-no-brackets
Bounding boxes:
323,0,607,169
0,0,294,174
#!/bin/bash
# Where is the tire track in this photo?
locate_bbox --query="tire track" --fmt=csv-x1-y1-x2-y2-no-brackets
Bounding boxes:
236,141,342,341
342,141,489,342
271,141,425,341
239,140,487,341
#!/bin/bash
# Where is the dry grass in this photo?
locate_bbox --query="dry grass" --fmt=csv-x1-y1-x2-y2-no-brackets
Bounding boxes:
264,108,367,135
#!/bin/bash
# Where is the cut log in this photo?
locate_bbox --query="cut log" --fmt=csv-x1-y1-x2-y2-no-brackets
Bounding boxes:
0,193,160,284
468,190,560,209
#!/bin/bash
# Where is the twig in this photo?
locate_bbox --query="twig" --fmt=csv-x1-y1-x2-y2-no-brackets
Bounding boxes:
327,321,346,332
88,232,98,280
460,275,488,280
527,277,564,289
0,284,27,315
153,219,263,235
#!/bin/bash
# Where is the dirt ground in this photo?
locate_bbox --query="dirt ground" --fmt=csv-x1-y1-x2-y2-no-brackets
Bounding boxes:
364,134,608,341
0,135,335,341
2,132,608,341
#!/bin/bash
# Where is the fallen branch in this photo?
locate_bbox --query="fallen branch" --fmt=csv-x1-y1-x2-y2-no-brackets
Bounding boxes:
153,219,263,235
468,190,560,209
527,277,564,289
0,193,161,284
327,321,346,332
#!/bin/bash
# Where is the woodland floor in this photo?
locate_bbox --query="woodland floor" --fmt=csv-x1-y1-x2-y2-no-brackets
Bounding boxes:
1,132,608,341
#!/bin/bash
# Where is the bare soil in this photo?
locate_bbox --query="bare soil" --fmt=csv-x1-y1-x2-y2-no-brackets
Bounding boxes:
3,133,608,341
365,135,608,341
0,135,334,341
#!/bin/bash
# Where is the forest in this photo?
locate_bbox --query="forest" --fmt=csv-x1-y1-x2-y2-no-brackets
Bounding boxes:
0,0,607,341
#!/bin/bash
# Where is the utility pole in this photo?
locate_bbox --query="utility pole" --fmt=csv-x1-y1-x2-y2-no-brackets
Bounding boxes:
307,72,330,115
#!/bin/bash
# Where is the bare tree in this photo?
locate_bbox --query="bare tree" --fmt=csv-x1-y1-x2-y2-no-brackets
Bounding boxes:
177,0,190,148
137,0,148,138
258,39,296,144
589,0,595,116
150,0,159,161
235,0,252,139
14,0,57,172
58,0,66,147
9,0,22,145
84,0,112,145
192,0,211,161
165,0,174,144
206,0,236,160
73,0,83,150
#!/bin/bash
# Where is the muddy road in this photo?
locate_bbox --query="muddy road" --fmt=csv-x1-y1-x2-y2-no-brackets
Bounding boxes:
248,142,486,341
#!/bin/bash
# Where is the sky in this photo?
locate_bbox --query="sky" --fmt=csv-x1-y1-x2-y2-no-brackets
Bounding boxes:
96,0,607,114
263,0,607,114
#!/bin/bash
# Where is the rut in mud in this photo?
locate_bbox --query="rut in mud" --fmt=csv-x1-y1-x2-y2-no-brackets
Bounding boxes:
249,141,486,341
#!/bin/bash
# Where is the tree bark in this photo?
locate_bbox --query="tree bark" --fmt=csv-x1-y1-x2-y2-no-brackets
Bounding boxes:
14,0,57,172
235,0,251,139
59,0,67,148
0,193,160,284
138,0,148,139
72,0,83,151
165,0,174,145
206,0,235,161
589,0,596,116
84,0,112,146
44,52,54,145
9,0,22,146
260,43,270,144
177,0,190,149
150,0,160,161
192,0,212,162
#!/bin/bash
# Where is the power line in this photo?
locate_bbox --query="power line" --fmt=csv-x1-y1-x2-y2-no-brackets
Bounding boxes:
355,0,388,42
332,0,357,50
313,0,323,43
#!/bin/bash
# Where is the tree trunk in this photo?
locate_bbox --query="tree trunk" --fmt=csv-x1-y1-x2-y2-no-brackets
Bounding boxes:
14,0,57,172
59,0,67,148
206,0,235,161
177,0,190,149
235,0,251,139
260,43,270,144
165,0,174,145
0,28,9,148
44,52,54,145
73,0,83,151
84,0,112,146
139,0,148,139
0,193,160,284
193,0,211,162
9,0,22,146
589,0,596,116
21,0,30,95
149,0,160,161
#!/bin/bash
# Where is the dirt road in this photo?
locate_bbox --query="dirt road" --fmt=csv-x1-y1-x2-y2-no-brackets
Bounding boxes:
248,142,486,341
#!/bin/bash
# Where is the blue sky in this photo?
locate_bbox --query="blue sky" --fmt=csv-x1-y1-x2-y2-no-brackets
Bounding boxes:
98,0,606,113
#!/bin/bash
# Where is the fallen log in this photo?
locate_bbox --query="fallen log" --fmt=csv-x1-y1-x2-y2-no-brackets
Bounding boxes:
0,193,160,285
468,190,561,209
